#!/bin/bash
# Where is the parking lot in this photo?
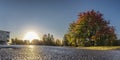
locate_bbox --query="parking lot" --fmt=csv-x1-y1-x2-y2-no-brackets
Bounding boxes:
0,45,120,60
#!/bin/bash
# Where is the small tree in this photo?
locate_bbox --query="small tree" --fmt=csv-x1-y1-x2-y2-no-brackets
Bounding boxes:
55,39,61,46
11,38,16,44
42,33,55,46
63,34,70,46
42,34,48,45
11,38,25,45
31,39,40,45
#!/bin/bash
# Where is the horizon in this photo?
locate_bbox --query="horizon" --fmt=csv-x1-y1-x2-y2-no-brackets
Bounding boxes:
0,0,120,40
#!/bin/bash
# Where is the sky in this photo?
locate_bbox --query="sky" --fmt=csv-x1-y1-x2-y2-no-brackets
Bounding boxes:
0,0,120,40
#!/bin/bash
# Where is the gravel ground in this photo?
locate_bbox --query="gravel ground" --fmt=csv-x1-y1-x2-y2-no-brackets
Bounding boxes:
0,45,120,60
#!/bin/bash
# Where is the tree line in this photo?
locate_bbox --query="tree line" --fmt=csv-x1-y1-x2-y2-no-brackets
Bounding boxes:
11,33,62,46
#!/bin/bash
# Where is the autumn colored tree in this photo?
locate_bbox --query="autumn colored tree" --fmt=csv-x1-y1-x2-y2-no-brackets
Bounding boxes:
66,10,117,46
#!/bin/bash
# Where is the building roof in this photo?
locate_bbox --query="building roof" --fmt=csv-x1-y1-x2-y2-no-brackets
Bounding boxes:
0,30,10,33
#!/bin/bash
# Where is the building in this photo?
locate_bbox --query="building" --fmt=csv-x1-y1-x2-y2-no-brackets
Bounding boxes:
0,30,10,45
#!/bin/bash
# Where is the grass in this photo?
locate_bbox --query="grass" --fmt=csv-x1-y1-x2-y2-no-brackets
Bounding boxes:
78,46,120,50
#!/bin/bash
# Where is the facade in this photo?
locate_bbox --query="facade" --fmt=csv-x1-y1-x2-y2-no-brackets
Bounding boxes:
0,30,10,45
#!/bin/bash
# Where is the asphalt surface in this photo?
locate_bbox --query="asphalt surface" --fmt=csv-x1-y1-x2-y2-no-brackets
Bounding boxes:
0,45,120,60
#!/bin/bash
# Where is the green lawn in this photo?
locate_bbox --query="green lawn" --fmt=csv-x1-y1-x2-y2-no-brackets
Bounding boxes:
78,46,120,50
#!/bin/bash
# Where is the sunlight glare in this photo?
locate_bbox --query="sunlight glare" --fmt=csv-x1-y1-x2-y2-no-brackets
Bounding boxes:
29,45,34,48
23,31,40,42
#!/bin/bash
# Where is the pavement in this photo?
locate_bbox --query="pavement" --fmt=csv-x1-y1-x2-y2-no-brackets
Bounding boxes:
0,45,120,60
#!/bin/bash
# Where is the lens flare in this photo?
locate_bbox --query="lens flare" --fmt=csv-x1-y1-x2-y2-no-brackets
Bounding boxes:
23,31,39,42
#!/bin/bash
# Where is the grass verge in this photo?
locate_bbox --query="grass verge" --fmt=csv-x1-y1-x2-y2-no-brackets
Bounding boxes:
77,46,120,50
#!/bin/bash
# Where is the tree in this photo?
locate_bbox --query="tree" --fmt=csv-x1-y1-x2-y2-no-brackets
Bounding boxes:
31,39,40,45
63,34,69,46
11,38,25,45
66,10,117,46
42,33,55,45
42,34,48,45
24,40,30,45
11,38,16,44
55,39,61,46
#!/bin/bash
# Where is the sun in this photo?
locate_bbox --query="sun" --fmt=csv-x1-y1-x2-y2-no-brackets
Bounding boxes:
23,31,40,42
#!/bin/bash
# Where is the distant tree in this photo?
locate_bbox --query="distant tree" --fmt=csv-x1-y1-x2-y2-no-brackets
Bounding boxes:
66,10,117,46
42,34,48,45
47,33,53,45
31,39,40,45
11,38,25,45
42,33,55,46
11,38,16,44
24,40,30,45
50,34,55,45
55,39,61,46
63,34,69,46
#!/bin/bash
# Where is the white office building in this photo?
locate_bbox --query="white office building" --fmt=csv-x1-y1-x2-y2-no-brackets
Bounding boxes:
0,30,10,45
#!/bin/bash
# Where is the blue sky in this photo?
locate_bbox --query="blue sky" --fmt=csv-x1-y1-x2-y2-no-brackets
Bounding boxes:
0,0,120,40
